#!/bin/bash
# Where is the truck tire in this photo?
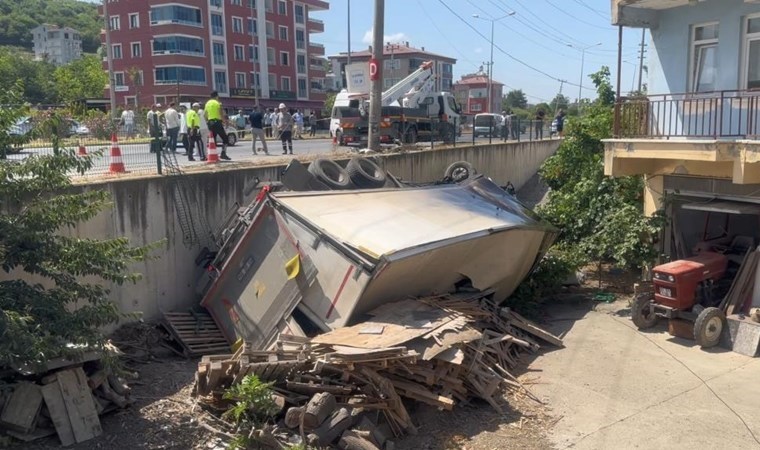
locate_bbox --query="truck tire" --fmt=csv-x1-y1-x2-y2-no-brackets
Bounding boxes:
631,292,658,329
694,307,725,348
308,159,352,190
404,127,418,144
444,161,476,182
227,133,237,146
346,157,387,189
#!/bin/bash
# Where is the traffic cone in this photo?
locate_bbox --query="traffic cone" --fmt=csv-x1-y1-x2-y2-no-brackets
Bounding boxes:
108,133,126,173
206,133,220,163
332,133,338,145
77,142,87,156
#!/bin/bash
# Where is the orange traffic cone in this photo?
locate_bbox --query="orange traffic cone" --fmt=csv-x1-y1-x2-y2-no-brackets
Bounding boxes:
206,133,220,163
332,133,338,145
108,133,126,173
77,142,87,156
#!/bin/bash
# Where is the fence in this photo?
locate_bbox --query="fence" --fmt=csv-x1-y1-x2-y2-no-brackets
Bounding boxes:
467,118,555,145
614,90,760,139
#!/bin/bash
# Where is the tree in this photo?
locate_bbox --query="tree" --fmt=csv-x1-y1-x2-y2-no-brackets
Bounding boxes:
54,55,108,104
0,48,57,104
503,89,528,110
0,0,102,52
0,87,155,367
323,91,336,117
550,94,570,113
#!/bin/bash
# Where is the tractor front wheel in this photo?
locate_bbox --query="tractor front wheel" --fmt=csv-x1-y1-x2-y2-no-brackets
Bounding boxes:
694,307,726,348
632,293,658,329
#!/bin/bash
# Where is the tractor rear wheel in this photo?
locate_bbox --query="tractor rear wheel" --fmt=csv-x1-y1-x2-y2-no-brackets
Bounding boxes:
694,307,725,348
632,292,658,329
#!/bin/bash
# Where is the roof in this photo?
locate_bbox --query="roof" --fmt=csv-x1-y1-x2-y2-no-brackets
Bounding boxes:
454,76,504,86
329,44,456,64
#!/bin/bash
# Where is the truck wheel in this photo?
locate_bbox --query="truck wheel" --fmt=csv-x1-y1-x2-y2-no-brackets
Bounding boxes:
631,292,658,329
346,157,387,189
404,127,418,144
444,161,476,182
227,133,237,146
308,159,351,189
694,307,725,348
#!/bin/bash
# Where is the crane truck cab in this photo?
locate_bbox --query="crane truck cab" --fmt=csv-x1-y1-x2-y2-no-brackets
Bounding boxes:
330,90,366,142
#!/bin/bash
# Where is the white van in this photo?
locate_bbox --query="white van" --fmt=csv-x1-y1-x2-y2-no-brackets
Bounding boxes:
329,90,366,140
473,113,504,138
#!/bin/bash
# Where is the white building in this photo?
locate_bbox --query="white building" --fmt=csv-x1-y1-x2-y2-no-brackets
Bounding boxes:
31,24,83,65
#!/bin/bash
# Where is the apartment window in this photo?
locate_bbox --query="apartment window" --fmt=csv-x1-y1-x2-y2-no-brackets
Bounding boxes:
211,13,224,36
442,78,452,90
298,78,307,98
744,16,760,89
266,21,274,39
155,66,206,85
232,17,243,33
384,59,400,70
153,36,204,56
235,72,246,88
109,15,120,31
281,76,291,91
268,73,276,89
124,95,137,106
112,44,122,59
213,42,225,64
295,29,305,49
247,18,257,35
234,44,244,61
114,72,125,86
131,42,141,58
297,54,306,74
690,22,718,92
231,0,242,5
470,103,482,112
295,4,305,24
150,5,202,27
129,13,139,29
280,51,290,66
129,70,144,86
210,0,222,6
214,71,228,93
248,0,256,8
279,26,288,41
249,45,259,61
265,0,273,13
278,0,287,15
442,63,453,74
267,47,275,65
250,72,260,87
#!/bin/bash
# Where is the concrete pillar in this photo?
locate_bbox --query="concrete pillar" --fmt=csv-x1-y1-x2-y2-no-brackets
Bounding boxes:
643,174,663,217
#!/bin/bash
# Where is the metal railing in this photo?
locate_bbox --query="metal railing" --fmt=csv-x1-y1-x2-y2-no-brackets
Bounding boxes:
614,90,760,139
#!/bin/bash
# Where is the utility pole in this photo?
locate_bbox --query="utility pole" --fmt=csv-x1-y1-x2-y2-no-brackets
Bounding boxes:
103,0,117,119
367,0,384,151
637,29,646,93
347,0,351,65
251,0,259,106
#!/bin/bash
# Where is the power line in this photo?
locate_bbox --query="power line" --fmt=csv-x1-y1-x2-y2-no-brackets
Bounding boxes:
544,0,613,30
438,0,595,91
570,0,609,19
504,0,589,47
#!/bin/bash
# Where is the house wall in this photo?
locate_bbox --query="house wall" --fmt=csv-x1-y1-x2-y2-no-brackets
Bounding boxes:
649,0,760,95
0,140,559,323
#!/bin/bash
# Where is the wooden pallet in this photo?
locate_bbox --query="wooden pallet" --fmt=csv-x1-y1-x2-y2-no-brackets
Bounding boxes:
161,311,230,356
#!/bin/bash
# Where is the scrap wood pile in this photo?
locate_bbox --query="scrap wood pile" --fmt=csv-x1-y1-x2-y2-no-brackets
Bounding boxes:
0,344,134,446
193,291,562,448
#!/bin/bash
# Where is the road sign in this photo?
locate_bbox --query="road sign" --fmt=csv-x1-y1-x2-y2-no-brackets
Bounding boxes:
369,58,379,81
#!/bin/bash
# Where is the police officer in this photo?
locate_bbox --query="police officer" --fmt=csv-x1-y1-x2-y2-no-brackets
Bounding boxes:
204,91,232,160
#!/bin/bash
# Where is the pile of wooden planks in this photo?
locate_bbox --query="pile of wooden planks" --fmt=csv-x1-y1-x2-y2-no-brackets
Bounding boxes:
721,249,760,316
194,292,562,447
0,356,133,446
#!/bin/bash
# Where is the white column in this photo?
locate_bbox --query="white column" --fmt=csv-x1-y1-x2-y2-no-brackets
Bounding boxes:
257,0,269,98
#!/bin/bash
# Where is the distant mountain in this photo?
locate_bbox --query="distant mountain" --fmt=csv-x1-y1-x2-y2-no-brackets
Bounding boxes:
0,0,101,53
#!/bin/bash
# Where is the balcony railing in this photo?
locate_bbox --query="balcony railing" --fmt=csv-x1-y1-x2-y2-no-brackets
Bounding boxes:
614,90,760,140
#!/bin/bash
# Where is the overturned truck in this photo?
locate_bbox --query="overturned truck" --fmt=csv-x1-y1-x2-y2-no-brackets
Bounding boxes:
195,157,557,350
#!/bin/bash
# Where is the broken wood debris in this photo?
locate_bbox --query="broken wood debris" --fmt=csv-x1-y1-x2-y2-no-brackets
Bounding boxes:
193,292,562,448
160,310,231,356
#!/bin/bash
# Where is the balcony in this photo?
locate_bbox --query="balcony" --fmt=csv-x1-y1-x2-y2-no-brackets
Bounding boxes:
606,89,760,185
308,42,324,55
307,17,324,33
612,0,696,28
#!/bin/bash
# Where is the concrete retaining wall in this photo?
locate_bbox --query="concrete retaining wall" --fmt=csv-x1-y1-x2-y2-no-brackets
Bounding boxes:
3,140,559,321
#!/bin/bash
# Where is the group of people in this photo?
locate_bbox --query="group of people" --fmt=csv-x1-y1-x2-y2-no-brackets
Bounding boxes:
120,92,321,161
497,108,566,141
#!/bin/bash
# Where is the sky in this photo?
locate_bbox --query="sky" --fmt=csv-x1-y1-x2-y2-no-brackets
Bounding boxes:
312,0,645,103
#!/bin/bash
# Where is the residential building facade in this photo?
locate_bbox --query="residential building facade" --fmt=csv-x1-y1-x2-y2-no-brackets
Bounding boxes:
328,42,456,93
608,0,760,264
99,0,328,112
31,24,83,65
452,71,504,115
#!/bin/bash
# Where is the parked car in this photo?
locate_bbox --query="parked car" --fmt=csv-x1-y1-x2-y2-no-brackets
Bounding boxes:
473,113,504,138
68,120,90,137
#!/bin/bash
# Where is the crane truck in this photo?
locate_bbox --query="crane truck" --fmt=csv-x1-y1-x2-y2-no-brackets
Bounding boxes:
331,61,462,146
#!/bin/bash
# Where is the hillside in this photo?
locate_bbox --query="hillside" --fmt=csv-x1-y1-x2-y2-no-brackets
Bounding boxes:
0,0,101,53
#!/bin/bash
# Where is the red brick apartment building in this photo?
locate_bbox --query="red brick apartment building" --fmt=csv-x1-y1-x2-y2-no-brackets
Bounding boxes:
99,0,328,112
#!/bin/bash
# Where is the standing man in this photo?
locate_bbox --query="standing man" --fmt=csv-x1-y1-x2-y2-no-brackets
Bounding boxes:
179,105,189,151
248,105,269,155
121,106,135,139
275,103,294,155
294,109,304,139
232,109,247,139
186,103,205,161
500,110,509,142
263,108,273,138
204,91,232,160
147,103,162,153
308,112,317,137
197,102,210,155
554,109,566,138
164,102,180,152
534,109,545,140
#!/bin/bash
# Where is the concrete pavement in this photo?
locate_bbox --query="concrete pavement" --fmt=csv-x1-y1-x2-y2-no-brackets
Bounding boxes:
529,300,760,450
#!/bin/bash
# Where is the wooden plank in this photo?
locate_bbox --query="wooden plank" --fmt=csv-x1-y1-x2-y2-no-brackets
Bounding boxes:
6,427,56,442
40,382,76,446
0,383,43,433
56,368,102,443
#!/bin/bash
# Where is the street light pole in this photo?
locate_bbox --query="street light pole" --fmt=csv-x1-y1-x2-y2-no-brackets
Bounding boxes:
103,0,117,119
473,11,514,114
566,42,602,106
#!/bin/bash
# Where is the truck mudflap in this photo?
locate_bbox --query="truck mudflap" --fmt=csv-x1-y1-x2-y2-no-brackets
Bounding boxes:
200,202,318,349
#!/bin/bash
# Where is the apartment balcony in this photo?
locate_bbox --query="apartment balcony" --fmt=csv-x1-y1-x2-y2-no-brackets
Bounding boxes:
307,17,324,33
308,42,324,55
606,89,760,184
612,0,703,28
303,0,329,11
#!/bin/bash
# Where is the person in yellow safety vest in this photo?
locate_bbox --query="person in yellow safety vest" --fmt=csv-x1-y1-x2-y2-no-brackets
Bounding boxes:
186,104,206,161
204,91,232,160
